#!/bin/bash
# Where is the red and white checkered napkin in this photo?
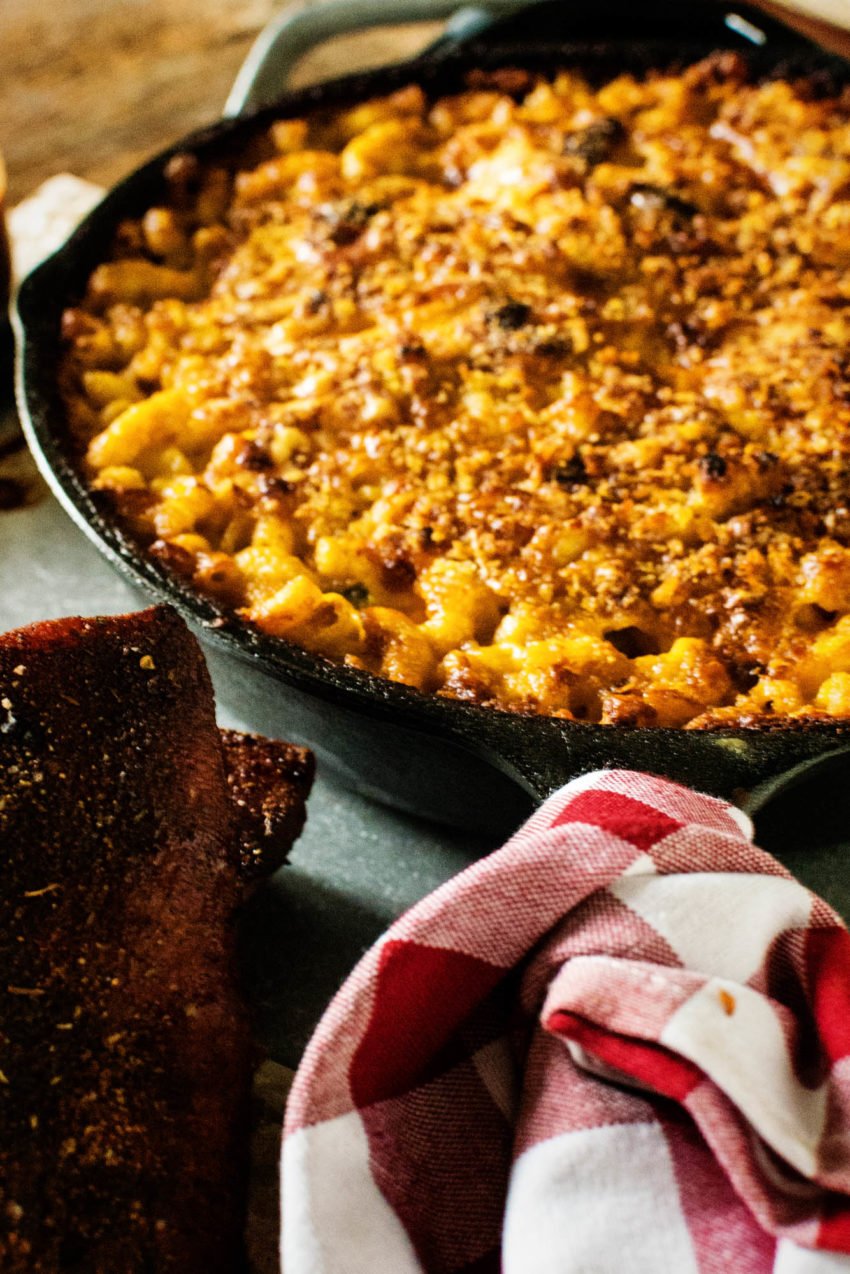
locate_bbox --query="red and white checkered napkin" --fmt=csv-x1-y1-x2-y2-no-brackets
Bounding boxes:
281,770,850,1273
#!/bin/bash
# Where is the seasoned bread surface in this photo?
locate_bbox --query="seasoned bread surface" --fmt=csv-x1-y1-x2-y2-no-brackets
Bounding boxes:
0,605,309,1272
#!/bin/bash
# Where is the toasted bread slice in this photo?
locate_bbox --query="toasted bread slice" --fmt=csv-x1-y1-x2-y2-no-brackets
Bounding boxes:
222,730,313,882
0,605,312,1271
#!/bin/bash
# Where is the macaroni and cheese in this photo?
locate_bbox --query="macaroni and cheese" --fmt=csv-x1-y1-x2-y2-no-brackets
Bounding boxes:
61,56,850,725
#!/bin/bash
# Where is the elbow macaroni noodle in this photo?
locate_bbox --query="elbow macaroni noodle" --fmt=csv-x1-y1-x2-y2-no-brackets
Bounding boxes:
61,57,850,724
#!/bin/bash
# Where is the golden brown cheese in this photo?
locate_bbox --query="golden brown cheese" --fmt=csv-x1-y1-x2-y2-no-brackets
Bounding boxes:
61,57,850,725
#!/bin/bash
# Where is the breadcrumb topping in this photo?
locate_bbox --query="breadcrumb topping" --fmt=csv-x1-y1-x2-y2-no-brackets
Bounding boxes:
62,56,850,725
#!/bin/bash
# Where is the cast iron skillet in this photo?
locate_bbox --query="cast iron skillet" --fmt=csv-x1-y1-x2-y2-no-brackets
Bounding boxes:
14,0,850,834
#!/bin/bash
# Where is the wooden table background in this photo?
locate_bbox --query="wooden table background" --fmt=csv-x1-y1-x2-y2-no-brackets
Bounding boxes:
0,0,441,204
2,0,850,207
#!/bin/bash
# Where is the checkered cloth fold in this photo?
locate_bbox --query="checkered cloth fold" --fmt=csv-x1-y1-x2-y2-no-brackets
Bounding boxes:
281,770,850,1273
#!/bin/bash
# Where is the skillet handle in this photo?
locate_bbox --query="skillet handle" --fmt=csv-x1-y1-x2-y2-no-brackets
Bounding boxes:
463,0,828,50
225,0,826,119
224,0,528,117
429,701,850,813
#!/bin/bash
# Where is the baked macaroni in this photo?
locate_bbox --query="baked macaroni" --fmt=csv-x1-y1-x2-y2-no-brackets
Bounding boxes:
61,55,850,725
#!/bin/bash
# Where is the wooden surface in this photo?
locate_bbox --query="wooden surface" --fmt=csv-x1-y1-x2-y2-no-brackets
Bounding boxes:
1,0,850,205
0,1,437,204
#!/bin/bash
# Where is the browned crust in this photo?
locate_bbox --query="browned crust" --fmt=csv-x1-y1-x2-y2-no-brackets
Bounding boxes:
686,712,850,734
60,59,850,726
